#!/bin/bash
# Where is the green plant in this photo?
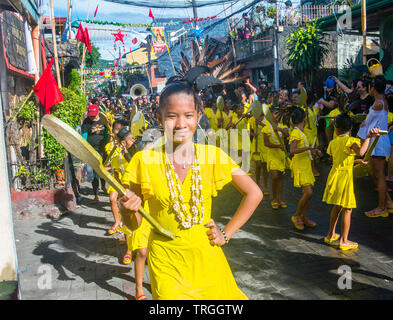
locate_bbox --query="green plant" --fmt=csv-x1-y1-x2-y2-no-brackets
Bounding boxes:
65,69,82,92
267,6,276,19
41,87,87,170
285,21,329,86
17,99,37,122
79,43,101,68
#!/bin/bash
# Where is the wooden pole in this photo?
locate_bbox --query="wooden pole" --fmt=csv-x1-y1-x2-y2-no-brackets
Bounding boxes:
50,0,62,87
223,3,237,66
361,0,367,65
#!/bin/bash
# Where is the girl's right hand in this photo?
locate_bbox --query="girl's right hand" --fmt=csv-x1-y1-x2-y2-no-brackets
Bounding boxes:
119,189,142,214
367,128,380,138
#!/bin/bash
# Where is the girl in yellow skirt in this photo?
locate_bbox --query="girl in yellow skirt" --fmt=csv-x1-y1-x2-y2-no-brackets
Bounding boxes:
119,81,262,300
262,107,289,209
117,128,151,300
105,120,127,235
289,108,317,230
250,112,269,194
323,113,380,250
106,127,135,265
303,98,321,176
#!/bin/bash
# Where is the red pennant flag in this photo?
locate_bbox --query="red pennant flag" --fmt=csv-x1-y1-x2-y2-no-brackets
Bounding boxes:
76,23,85,43
132,37,138,44
148,8,155,20
84,27,92,54
94,4,99,17
33,58,64,114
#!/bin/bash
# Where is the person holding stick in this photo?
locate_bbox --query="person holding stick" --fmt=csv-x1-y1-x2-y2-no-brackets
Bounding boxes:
119,81,262,300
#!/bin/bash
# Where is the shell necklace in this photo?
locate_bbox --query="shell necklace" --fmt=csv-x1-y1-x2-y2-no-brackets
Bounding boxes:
163,144,204,229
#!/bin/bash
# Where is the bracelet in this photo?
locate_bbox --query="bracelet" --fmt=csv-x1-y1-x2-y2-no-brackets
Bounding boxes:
220,228,229,245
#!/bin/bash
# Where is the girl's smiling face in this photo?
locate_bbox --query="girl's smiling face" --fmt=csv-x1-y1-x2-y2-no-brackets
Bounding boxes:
159,92,201,144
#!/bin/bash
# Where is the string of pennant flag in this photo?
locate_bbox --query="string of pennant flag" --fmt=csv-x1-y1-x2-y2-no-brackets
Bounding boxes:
75,16,217,28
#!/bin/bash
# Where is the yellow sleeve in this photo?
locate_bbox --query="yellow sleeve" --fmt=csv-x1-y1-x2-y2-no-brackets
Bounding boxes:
388,112,393,126
289,129,302,144
261,124,271,136
211,146,240,197
344,137,361,155
326,140,333,156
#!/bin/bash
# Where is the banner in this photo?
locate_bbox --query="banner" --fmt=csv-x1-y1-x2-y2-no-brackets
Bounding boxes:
151,27,167,53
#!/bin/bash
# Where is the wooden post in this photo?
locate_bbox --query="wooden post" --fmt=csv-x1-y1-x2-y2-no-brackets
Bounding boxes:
223,3,237,66
50,0,61,87
361,0,367,65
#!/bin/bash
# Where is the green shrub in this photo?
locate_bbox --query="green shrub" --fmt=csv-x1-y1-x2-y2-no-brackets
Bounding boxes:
41,87,86,170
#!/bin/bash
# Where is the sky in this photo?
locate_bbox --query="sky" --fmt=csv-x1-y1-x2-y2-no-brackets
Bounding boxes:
43,0,301,61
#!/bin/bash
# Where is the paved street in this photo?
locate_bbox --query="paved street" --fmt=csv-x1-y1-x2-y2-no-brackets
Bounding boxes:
12,162,393,300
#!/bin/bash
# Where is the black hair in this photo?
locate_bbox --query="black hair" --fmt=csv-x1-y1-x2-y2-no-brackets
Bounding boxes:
334,113,352,133
113,119,127,128
159,81,203,114
358,78,370,91
117,127,132,142
290,107,306,125
370,76,387,94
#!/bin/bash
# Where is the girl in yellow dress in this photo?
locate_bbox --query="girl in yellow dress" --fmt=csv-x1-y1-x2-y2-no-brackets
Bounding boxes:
289,108,317,230
262,107,289,209
323,113,380,250
119,81,262,300
227,103,252,167
106,127,135,264
303,98,321,176
105,120,126,235
250,112,269,195
117,128,151,300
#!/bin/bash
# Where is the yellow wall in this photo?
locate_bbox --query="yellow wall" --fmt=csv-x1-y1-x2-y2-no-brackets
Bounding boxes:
126,48,157,65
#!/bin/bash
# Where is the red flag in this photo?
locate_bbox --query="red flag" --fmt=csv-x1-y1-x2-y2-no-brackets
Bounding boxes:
94,4,99,17
148,8,155,20
84,27,92,54
76,23,85,43
33,58,64,114
132,37,138,44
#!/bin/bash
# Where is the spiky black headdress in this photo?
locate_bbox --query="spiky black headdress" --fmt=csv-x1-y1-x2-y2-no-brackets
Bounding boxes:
174,36,248,93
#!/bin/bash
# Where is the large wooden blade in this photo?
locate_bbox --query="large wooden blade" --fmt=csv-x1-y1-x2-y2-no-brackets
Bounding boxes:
42,115,175,240
217,96,224,112
353,131,388,178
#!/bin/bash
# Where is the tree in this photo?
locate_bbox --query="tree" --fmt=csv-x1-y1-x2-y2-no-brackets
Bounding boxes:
285,20,329,86
79,43,100,68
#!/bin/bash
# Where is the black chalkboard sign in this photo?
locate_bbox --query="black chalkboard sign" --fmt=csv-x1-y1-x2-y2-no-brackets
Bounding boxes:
2,11,28,71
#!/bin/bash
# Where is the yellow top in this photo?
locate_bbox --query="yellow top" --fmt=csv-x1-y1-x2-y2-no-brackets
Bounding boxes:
388,112,393,126
204,108,220,131
230,112,251,152
121,144,247,300
323,135,360,208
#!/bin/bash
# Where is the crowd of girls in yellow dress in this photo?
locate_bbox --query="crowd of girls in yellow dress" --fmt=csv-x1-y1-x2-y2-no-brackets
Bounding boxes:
98,75,391,300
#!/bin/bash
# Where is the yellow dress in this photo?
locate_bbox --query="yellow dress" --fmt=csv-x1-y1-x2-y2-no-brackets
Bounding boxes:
322,135,360,208
289,128,315,188
303,105,319,147
261,122,289,172
204,108,220,131
230,112,251,155
106,147,128,194
122,144,247,300
122,201,151,253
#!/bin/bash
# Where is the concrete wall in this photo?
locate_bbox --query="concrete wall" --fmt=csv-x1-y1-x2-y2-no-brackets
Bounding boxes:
0,97,18,282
